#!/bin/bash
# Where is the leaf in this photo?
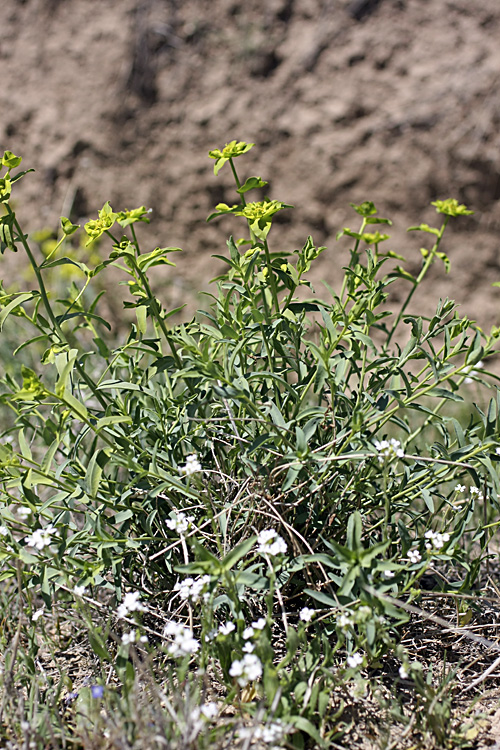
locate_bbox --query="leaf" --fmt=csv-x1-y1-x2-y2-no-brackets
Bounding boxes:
236,176,268,194
0,292,35,330
220,536,256,572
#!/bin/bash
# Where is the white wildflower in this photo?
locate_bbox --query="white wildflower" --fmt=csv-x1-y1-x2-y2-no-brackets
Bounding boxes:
399,664,409,679
0,525,8,536
166,511,194,534
337,613,354,632
179,454,202,476
407,549,422,564
470,486,483,500
74,584,86,597
347,652,363,669
32,607,45,622
300,607,315,622
174,575,211,603
218,621,236,636
24,524,59,550
383,569,395,579
163,620,200,657
251,617,266,630
117,591,146,619
424,530,450,551
17,506,32,520
200,702,218,720
243,641,255,653
374,438,404,464
243,626,255,640
121,630,137,644
496,447,500,456
229,653,263,687
240,720,287,744
256,529,287,556
454,484,466,493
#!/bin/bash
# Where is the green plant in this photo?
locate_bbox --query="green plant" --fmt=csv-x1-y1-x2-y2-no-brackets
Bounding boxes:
0,142,498,748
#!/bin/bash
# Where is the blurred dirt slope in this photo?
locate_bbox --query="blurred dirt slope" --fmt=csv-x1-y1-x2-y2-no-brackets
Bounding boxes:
2,0,500,325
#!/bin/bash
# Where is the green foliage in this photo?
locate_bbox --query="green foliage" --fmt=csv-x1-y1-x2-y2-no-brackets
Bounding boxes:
0,141,498,748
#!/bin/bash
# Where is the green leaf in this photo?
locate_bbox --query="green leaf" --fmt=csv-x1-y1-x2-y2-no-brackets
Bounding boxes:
220,536,256,572
0,292,35,330
236,176,268,194
60,216,80,236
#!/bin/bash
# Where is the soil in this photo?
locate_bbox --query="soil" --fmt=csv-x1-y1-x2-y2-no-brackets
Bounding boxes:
2,0,500,328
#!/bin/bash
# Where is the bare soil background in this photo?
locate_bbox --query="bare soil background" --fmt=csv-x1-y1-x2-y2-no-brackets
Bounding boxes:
2,0,500,325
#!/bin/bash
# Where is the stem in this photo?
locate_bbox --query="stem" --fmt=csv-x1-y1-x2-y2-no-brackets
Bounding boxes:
9,207,109,410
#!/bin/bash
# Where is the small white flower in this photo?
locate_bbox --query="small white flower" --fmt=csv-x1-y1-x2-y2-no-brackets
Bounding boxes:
163,620,200,657
0,525,8,537
24,524,59,550
243,641,255,653
218,621,236,636
407,549,422,564
243,626,255,640
399,664,409,679
256,529,287,556
229,653,263,687
117,591,146,619
74,585,86,597
32,607,45,622
139,635,148,643
470,486,483,499
374,438,404,464
300,607,315,622
383,569,395,579
496,448,500,456
251,617,266,630
337,613,354,632
424,529,450,551
454,484,466,493
17,507,32,520
200,702,218,720
166,511,194,535
179,454,202,476
121,630,137,644
347,652,363,669
241,720,287,744
174,575,211,603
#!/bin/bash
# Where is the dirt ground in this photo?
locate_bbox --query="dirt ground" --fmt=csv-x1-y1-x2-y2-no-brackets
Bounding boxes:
2,0,500,328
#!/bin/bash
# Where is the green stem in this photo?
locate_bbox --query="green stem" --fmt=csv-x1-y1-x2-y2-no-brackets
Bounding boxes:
9,207,108,409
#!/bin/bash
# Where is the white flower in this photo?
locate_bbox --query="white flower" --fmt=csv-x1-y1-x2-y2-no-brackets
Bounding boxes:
0,525,8,536
139,635,148,643
17,507,32,520
32,607,45,622
243,626,255,640
117,591,146,619
399,664,409,679
179,454,202,476
24,524,59,550
240,720,287,744
424,530,450,551
337,613,354,632
121,630,137,644
166,511,194,535
200,702,218,720
251,617,266,630
243,641,255,653
454,484,466,493
374,438,404,464
74,585,86,597
470,486,483,500
218,621,236,636
407,549,422,564
496,448,500,456
163,620,200,657
300,607,315,622
174,575,211,603
347,652,363,669
256,529,287,556
229,653,263,687
383,569,395,579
